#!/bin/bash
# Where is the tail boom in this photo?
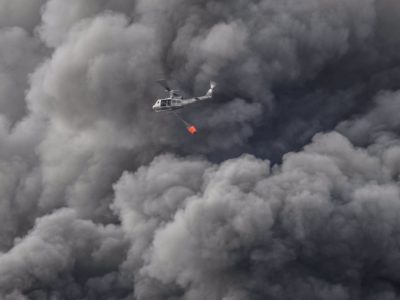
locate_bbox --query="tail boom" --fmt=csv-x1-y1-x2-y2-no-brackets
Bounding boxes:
180,81,216,106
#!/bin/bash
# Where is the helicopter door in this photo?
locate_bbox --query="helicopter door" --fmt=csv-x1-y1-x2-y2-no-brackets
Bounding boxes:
160,100,172,107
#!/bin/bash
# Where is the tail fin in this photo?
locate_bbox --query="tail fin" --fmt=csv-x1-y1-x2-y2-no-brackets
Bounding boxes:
206,81,216,97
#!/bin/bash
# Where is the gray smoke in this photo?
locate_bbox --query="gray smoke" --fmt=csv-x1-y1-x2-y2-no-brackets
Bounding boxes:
0,0,400,299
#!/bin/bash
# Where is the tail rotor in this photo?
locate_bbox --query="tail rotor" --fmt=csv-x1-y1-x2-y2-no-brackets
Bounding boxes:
206,81,216,97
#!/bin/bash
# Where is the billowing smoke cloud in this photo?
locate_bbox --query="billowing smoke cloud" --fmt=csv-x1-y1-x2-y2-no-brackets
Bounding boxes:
1,0,400,299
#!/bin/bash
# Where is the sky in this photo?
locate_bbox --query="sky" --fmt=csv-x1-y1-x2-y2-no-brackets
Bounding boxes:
1,0,400,299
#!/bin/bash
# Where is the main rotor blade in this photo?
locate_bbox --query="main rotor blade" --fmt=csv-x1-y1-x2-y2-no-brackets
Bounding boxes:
157,79,171,92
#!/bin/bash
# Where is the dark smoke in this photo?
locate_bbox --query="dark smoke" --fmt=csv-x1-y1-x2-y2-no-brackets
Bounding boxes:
1,0,400,299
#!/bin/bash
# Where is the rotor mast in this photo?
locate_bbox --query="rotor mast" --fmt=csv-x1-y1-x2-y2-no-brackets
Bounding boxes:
157,79,180,98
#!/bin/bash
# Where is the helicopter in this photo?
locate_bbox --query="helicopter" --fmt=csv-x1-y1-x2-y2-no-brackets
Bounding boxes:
152,80,216,112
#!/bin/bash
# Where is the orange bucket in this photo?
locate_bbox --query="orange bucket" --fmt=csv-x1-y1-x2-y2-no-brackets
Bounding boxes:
187,125,197,135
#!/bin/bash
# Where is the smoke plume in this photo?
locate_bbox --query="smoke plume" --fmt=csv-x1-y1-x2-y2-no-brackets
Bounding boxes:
1,0,400,299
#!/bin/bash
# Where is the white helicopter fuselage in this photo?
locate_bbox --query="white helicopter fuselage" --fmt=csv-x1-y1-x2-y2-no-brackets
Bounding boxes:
152,81,215,112
152,95,211,112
